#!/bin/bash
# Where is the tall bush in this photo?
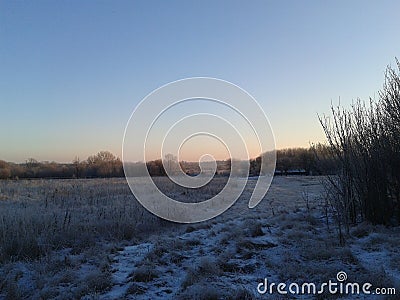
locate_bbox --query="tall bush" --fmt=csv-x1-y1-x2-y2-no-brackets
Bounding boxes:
319,60,400,226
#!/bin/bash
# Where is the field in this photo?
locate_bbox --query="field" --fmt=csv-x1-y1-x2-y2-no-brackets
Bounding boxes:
0,176,399,299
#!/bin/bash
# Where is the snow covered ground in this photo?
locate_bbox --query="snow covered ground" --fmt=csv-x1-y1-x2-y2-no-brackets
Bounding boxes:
0,176,399,299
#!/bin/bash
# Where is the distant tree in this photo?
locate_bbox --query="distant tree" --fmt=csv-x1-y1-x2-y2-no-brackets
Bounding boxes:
249,157,261,176
25,158,40,177
146,159,166,176
26,158,39,168
0,160,11,179
72,156,81,178
9,163,24,179
86,151,122,178
164,154,179,175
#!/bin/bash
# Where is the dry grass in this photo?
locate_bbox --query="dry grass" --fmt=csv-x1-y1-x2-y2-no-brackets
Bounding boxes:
0,176,399,299
0,178,183,262
130,264,159,283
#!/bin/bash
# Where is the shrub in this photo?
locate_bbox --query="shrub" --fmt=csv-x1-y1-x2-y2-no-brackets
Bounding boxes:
130,265,159,282
319,60,400,229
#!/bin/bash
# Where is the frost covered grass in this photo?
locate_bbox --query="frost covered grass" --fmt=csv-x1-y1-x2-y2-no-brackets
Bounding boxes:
0,179,158,263
0,176,399,299
0,178,227,263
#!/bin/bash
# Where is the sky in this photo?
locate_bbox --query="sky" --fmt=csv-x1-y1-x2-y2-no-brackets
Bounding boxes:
1,0,399,162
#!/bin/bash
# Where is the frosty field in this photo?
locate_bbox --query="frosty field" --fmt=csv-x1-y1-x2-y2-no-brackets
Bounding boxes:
0,176,399,299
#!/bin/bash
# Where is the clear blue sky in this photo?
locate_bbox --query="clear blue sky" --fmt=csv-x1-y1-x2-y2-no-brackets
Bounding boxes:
1,0,399,162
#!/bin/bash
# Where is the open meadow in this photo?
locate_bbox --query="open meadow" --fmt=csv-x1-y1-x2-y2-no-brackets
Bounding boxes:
0,176,398,299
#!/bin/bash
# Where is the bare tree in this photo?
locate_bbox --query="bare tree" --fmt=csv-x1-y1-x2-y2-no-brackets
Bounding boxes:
72,156,81,179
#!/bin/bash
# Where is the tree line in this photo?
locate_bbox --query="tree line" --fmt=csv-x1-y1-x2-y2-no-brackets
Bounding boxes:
242,145,337,177
0,151,124,179
0,146,339,180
